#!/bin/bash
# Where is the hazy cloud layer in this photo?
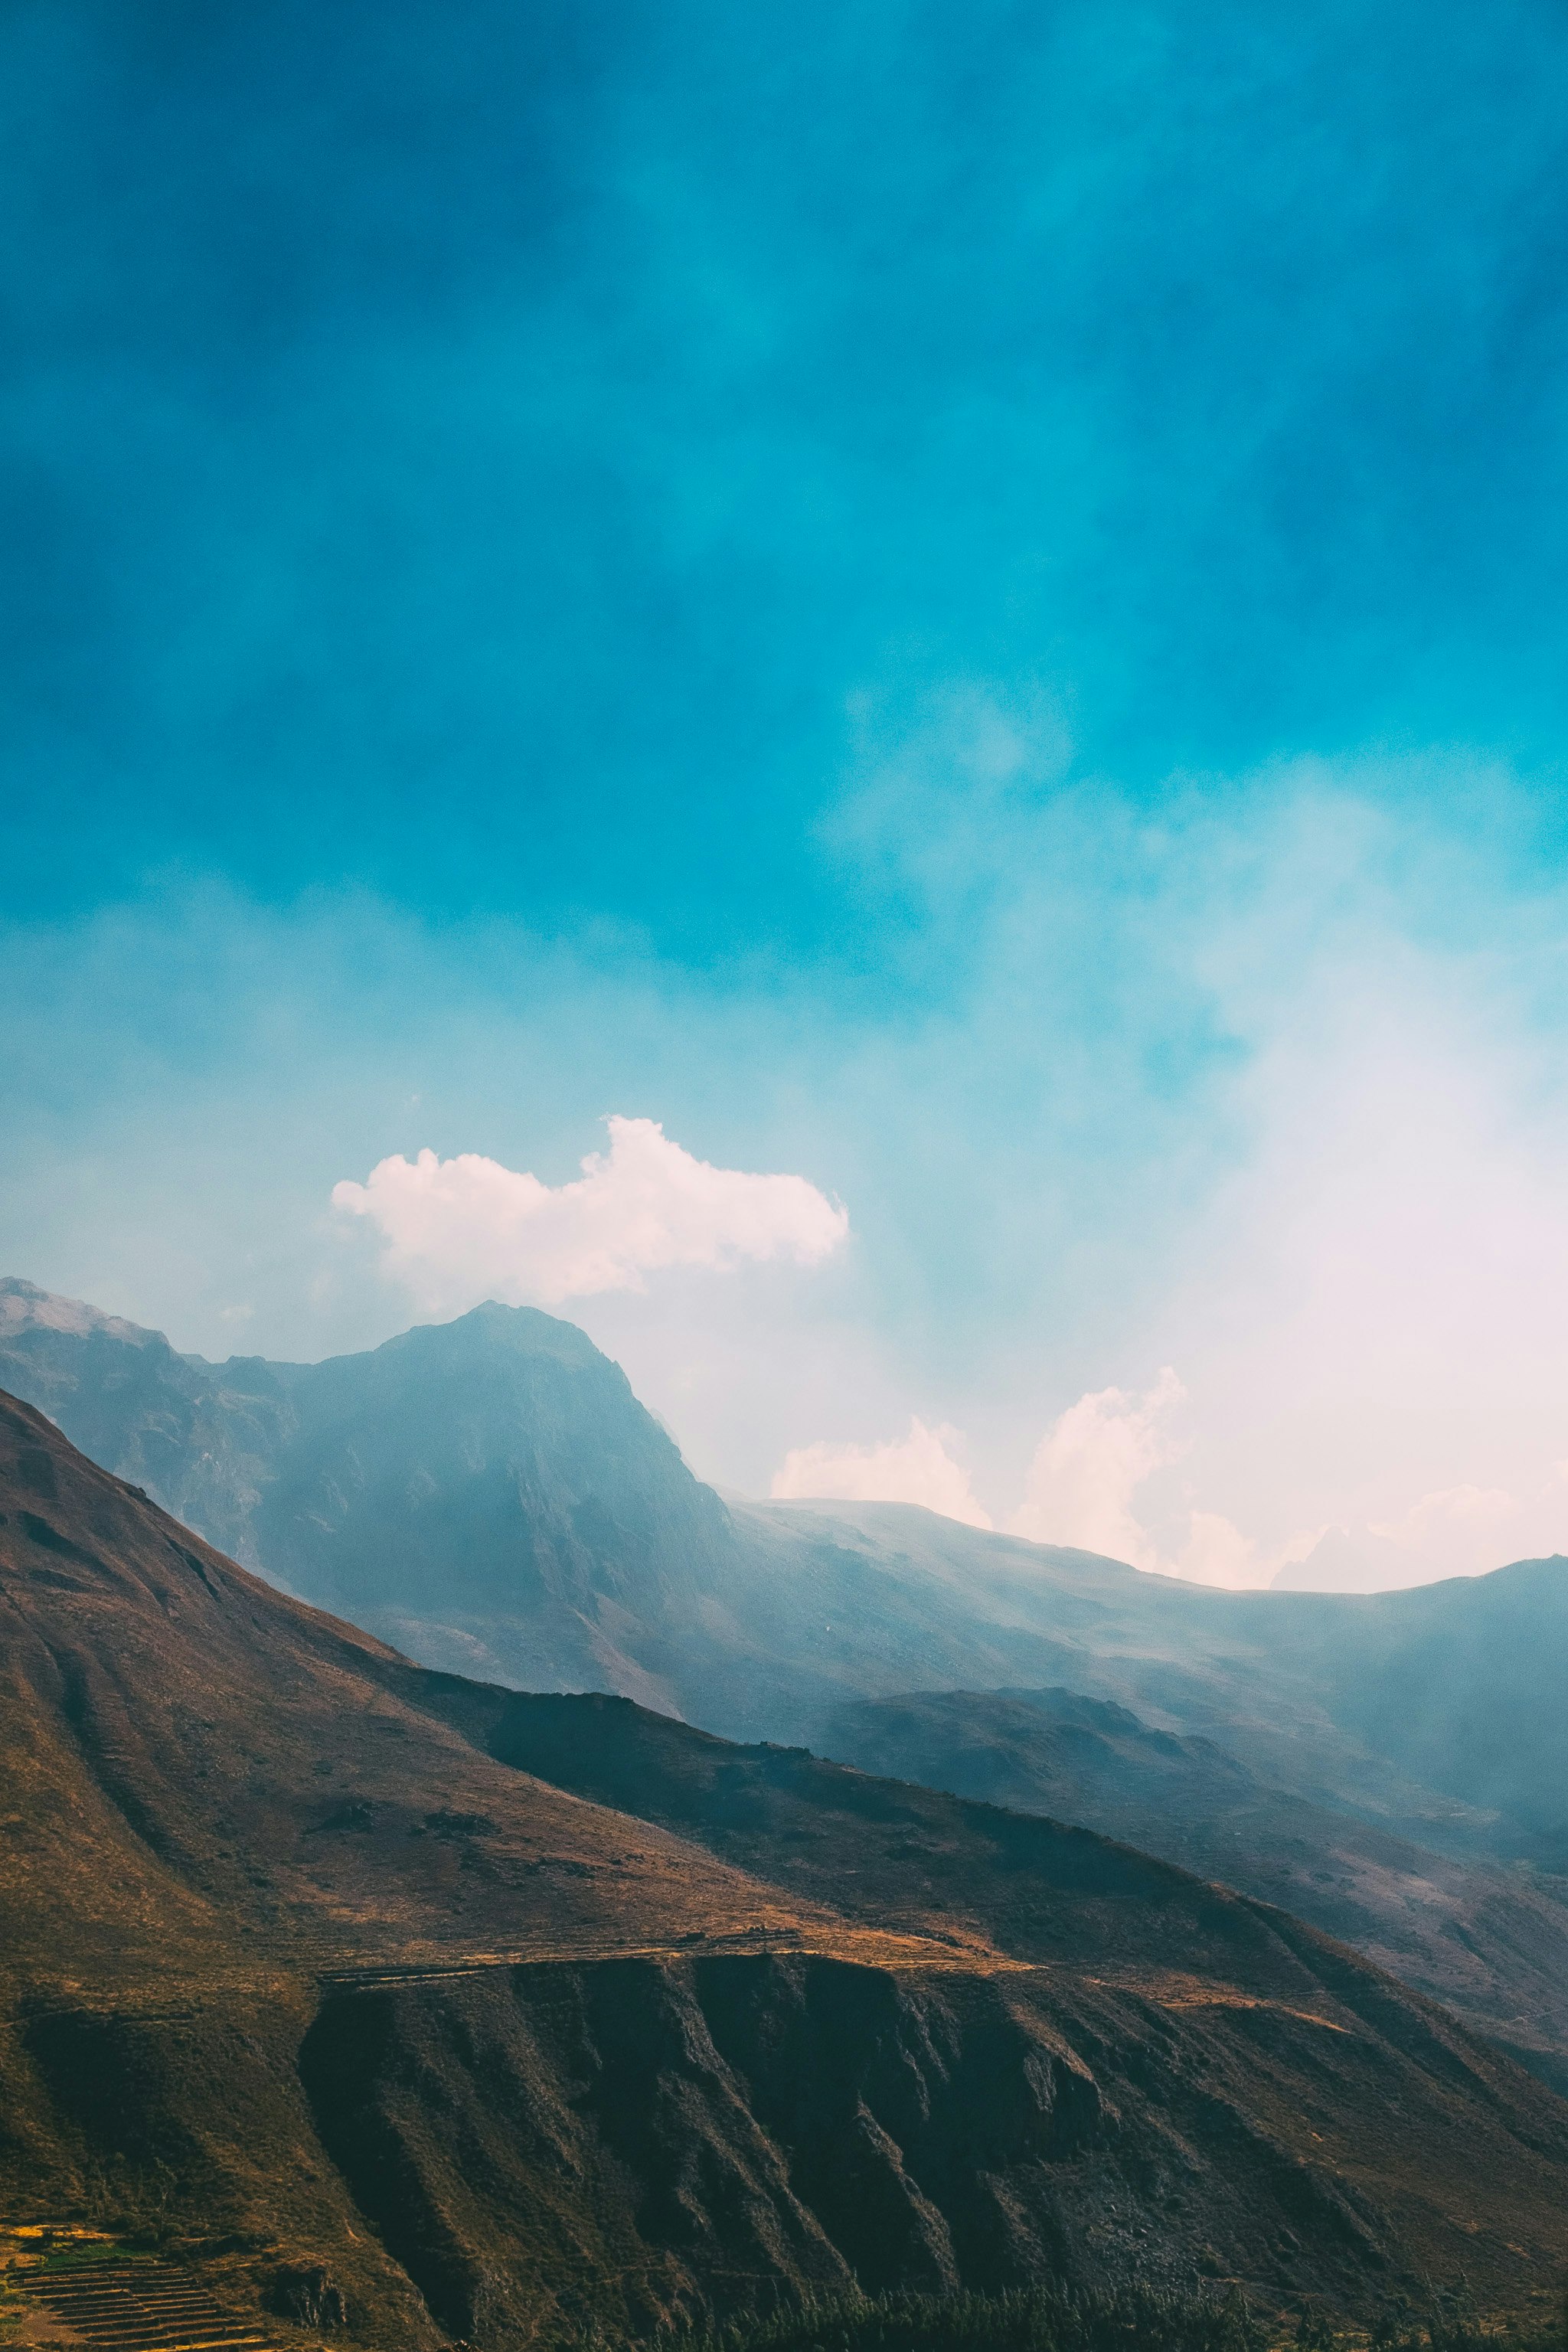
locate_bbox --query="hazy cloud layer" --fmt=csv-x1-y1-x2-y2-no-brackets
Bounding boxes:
1007,1373,1310,1589
333,1116,848,1312
771,1366,1568,1593
13,744,1568,1592
770,1418,992,1530
1008,1370,1186,1566
14,8,1568,1599
769,1373,1289,1588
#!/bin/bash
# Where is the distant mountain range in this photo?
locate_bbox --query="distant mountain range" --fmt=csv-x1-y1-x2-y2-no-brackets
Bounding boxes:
5,1390,1568,2342
5,1275,1568,2088
813,1684,1568,2094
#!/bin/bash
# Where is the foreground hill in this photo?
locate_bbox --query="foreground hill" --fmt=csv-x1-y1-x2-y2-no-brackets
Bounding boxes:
4,1393,1568,2342
7,1279,1568,2082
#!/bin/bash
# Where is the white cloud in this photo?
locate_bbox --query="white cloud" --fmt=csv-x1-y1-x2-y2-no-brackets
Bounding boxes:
332,1115,849,1312
766,1387,1325,1583
1007,1369,1186,1565
1370,1481,1518,1559
1277,1478,1553,1591
762,1388,1328,1579
1163,1511,1325,1591
1171,1510,1267,1590
1001,1374,1324,1589
770,1417,993,1529
998,1382,1564,1592
998,1365,1541,1591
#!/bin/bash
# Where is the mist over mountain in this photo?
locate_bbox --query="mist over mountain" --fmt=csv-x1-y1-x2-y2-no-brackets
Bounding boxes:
11,1277,1566,1819
7,1276,1568,1841
7,1273,1568,2096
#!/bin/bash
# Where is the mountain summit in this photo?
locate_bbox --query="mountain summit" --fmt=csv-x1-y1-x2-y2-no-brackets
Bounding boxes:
0,1283,733,1706
7,1282,1566,1841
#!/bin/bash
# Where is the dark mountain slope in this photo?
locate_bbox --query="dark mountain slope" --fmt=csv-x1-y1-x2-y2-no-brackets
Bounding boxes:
416,1686,1568,2307
0,1400,940,1988
802,1687,1568,2092
5,1396,1568,2340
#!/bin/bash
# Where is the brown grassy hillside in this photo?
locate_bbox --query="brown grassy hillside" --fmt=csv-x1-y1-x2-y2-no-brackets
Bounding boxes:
2,1392,1566,2349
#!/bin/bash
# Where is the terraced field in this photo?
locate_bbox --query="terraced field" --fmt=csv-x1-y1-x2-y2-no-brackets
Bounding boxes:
2,2239,274,2352
16,2265,268,2352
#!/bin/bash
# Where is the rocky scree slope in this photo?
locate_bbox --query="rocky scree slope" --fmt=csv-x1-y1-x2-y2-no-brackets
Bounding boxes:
4,1394,1568,2341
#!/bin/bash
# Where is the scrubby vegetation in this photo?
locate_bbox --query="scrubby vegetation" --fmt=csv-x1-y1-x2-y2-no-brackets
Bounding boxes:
655,2284,1269,2352
650,2283,1568,2352
1365,2290,1566,2352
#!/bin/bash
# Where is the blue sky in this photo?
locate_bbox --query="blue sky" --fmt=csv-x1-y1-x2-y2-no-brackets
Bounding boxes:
8,0,1568,1585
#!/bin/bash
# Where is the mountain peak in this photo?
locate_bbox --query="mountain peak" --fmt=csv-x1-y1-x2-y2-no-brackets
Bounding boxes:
385,1295,614,1369
0,1276,162,1348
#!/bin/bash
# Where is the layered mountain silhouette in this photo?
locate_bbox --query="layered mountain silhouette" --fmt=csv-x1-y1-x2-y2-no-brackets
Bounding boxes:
5,1390,1568,2344
812,1686,1568,2094
0,1281,734,1709
5,1278,1568,2082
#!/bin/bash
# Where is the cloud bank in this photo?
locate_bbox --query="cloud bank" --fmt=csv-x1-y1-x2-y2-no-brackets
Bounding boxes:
770,1418,993,1530
333,1116,848,1312
765,1372,1282,1586
1007,1370,1186,1567
770,1370,1551,1592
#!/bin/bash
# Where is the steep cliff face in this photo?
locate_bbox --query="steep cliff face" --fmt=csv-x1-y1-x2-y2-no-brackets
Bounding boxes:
296,1956,1104,2341
244,1304,737,1707
13,1926,1568,2350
